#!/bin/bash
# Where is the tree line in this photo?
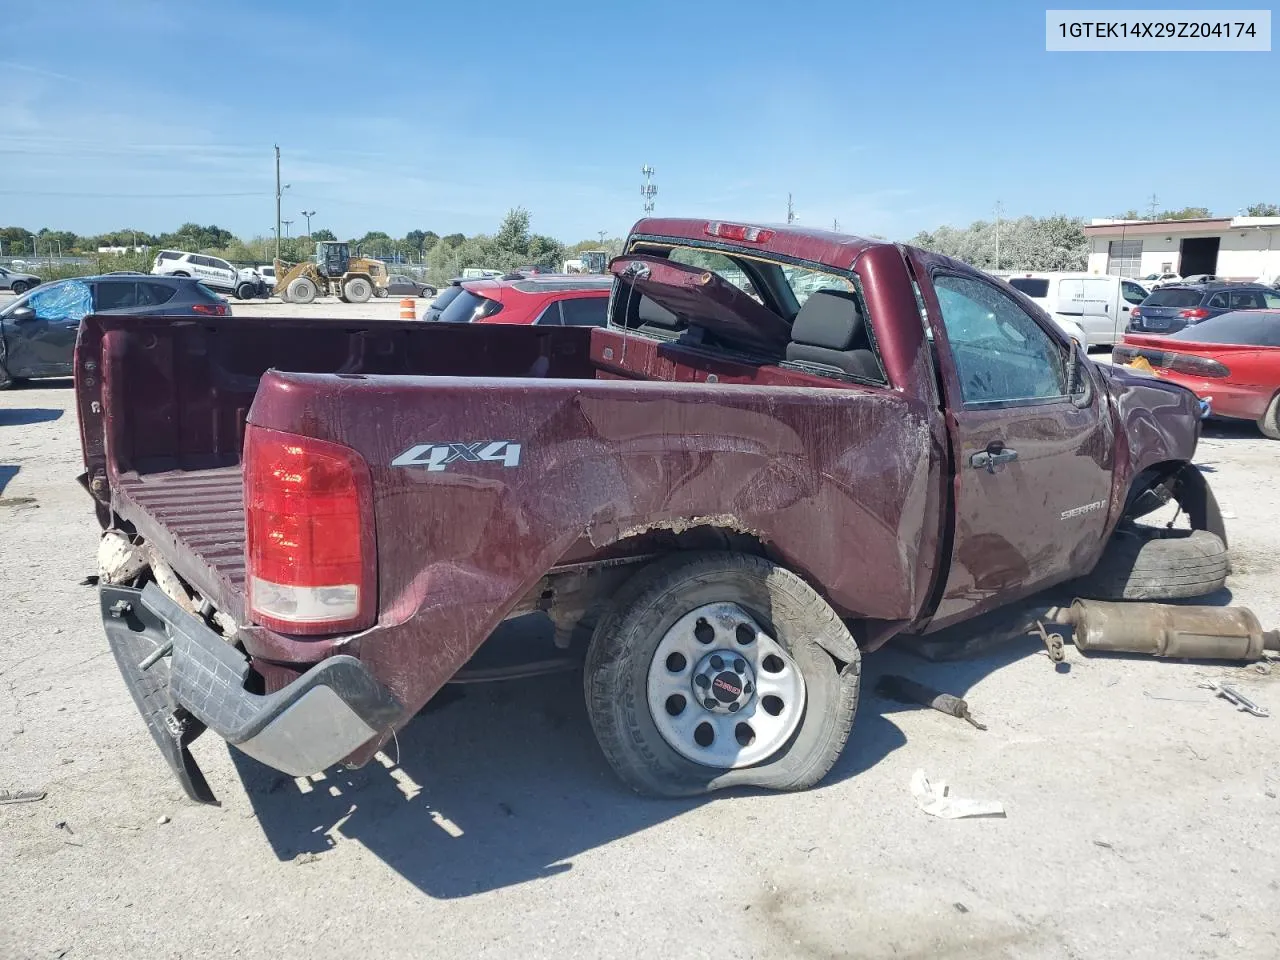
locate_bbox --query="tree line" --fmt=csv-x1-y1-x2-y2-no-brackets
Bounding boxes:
0,209,623,286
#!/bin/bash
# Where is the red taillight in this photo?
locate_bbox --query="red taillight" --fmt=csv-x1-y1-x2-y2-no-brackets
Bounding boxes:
1130,307,1142,319
705,221,775,243
1166,353,1230,378
1177,307,1210,321
192,302,228,316
244,426,375,634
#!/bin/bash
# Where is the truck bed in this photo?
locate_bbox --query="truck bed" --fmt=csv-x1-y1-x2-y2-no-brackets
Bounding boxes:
112,466,247,620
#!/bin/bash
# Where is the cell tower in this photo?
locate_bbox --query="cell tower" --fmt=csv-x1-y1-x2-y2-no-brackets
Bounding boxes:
641,165,657,215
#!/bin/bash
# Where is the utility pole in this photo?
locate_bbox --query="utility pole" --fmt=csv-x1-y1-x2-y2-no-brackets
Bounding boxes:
787,194,796,224
1147,193,1160,219
282,220,294,239
274,145,282,260
597,230,607,246
301,210,315,236
641,165,657,215
833,218,840,232
994,200,1003,270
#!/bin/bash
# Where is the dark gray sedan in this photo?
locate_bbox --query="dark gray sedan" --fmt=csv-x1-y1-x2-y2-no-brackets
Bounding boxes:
0,275,230,388
383,274,436,298
0,264,42,294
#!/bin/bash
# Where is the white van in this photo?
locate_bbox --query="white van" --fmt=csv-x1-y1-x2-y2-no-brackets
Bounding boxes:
1006,272,1149,347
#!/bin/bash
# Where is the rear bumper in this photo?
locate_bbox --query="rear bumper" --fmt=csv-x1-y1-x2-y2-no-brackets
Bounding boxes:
101,582,402,804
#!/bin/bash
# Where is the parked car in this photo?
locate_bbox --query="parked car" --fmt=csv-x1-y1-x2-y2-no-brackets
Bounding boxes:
151,249,259,297
383,274,436,298
1140,272,1182,289
1005,272,1147,347
0,275,229,388
1114,309,1280,437
1129,282,1280,335
0,264,42,294
79,218,1226,805
436,274,612,326
422,278,468,321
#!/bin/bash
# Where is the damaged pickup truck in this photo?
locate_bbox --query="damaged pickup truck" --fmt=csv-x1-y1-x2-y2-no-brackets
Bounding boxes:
77,218,1229,803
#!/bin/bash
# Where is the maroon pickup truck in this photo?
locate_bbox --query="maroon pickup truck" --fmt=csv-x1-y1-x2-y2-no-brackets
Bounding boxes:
77,219,1228,803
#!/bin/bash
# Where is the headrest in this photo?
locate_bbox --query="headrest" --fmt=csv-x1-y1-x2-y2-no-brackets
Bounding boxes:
790,290,865,350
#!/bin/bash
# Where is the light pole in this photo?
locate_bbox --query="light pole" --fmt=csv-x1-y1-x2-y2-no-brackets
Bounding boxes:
641,165,657,215
301,210,315,236
597,230,607,246
282,220,293,239
274,145,291,259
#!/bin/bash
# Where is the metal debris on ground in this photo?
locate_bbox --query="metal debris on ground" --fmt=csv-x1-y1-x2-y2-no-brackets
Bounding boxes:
876,675,987,730
910,769,1006,820
1031,619,1066,663
0,788,46,804
1062,600,1280,662
1199,680,1270,717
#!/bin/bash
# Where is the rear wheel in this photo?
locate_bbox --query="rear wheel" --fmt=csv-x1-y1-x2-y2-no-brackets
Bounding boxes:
343,277,372,303
584,552,860,797
10,280,28,295
287,277,317,304
1257,393,1280,440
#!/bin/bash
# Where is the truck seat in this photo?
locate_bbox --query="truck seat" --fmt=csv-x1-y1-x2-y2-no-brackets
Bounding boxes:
785,290,880,380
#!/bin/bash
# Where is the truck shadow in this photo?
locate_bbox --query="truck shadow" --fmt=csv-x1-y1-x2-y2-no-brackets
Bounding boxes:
232,669,713,899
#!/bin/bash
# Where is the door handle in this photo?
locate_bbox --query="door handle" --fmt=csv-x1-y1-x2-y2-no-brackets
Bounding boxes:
969,447,1019,472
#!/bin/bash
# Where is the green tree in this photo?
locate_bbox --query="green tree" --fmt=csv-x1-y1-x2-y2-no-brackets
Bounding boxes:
441,233,465,247
494,207,531,253
1158,206,1212,220
1244,203,1280,216
158,222,234,251
310,228,337,242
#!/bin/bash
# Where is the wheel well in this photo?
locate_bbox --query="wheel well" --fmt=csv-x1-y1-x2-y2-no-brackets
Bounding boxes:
1123,460,1226,544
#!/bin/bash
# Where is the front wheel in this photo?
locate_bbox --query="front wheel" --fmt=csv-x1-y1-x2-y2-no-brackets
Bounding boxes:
234,283,256,300
1258,393,1280,440
584,552,860,797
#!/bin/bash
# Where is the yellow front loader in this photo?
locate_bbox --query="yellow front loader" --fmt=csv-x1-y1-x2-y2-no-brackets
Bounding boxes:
273,241,389,303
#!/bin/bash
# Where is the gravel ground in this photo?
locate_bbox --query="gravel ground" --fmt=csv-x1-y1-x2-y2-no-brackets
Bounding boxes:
2,356,1280,960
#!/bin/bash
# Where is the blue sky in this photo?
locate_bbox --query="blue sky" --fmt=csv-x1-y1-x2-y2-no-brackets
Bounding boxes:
2,0,1276,243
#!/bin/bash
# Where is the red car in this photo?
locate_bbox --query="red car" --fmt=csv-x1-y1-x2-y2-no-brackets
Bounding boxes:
433,273,612,326
1113,308,1280,437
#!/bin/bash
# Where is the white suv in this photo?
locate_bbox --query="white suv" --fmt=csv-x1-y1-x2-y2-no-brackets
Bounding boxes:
152,250,269,299
152,250,239,292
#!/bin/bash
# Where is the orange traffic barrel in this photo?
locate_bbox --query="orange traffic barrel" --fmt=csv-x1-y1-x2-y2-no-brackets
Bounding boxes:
399,298,416,320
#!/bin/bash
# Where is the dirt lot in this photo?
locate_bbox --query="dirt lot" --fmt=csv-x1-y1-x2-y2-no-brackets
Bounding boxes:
3,344,1280,959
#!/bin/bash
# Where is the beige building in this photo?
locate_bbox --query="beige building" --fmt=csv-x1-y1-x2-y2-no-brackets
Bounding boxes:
1084,216,1280,283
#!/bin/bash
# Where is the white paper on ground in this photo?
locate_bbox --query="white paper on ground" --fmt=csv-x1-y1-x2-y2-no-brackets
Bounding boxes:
911,768,1006,819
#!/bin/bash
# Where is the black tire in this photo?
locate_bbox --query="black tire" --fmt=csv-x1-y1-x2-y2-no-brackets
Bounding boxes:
172,271,190,278
343,277,372,303
0,362,13,390
584,552,860,797
1257,393,1280,440
1075,526,1228,601
234,283,255,301
10,280,28,295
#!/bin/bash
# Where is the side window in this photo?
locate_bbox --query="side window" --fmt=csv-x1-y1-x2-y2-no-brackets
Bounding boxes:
138,282,177,306
1206,292,1230,309
1265,290,1280,308
213,258,233,273
933,274,1068,405
27,280,92,321
667,248,761,301
533,301,563,325
1121,281,1148,305
560,297,608,327
96,281,137,310
1229,290,1265,309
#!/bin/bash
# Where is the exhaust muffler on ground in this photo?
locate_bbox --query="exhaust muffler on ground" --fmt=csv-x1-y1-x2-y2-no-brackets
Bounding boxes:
1057,599,1280,662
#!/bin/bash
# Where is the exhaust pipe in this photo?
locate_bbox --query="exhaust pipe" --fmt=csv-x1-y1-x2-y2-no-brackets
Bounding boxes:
1062,599,1280,662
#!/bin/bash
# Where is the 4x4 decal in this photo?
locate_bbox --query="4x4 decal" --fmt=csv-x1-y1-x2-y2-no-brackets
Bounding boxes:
391,441,522,472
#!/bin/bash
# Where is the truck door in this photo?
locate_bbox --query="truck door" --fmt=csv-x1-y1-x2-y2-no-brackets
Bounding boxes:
911,261,1115,628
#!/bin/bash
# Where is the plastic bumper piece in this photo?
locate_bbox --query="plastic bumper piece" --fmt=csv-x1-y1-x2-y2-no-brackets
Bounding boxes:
100,582,402,804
